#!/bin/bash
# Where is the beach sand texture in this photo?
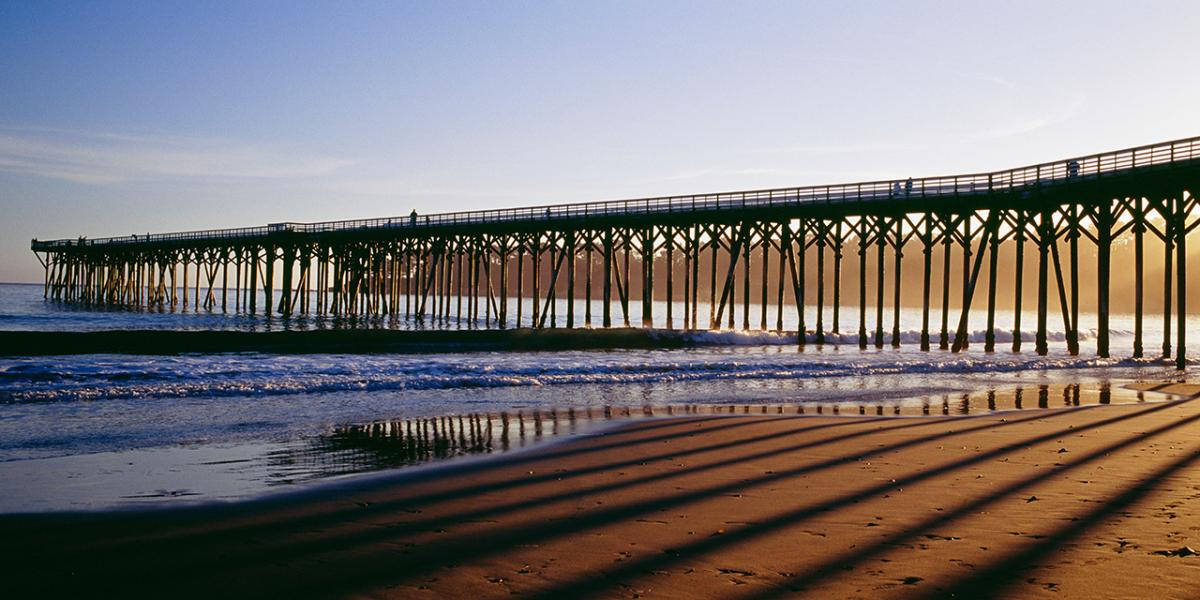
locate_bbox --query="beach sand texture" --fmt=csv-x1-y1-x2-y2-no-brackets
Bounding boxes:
2,388,1199,599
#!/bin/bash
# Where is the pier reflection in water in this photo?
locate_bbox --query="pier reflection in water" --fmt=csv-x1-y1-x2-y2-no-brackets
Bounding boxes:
0,382,1167,512
263,382,1149,486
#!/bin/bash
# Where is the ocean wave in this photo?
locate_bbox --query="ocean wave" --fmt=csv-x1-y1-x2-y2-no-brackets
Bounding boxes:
0,350,1172,405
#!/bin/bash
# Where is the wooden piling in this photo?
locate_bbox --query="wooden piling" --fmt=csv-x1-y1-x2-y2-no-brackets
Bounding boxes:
857,217,867,349
939,215,952,350
1012,213,1025,353
816,222,826,343
984,230,999,352
1176,194,1187,370
874,217,886,349
891,217,902,348
920,214,933,351
1036,210,1050,356
1096,201,1113,358
1133,198,1144,358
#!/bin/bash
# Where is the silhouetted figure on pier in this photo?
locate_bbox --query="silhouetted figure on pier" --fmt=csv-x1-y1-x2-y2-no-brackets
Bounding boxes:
410,210,417,226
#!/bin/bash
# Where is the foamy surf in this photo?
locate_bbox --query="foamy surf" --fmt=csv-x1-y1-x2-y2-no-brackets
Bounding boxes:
0,346,1179,404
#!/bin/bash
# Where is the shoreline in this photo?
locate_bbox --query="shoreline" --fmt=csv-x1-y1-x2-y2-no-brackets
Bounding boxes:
0,383,1171,513
0,327,741,356
2,385,1197,597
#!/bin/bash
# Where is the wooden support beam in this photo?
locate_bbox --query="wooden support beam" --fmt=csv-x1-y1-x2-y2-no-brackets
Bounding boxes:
891,217,903,348
1068,205,1080,354
1133,198,1145,358
1095,201,1113,358
1050,226,1075,357
667,226,675,330
279,245,294,316
1164,197,1174,358
481,240,490,327
549,237,558,327
952,211,998,352
514,241,523,328
263,247,274,317
602,229,612,328
858,217,868,349
984,231,999,352
403,248,411,319
794,220,806,344
691,229,700,330
832,221,843,336
785,222,803,343
182,257,190,311
939,214,952,350
759,224,768,331
920,214,933,351
874,216,886,349
1012,213,1025,353
741,225,751,330
1176,194,1187,370
713,223,748,327
622,231,631,327
500,241,509,329
612,243,630,323
585,234,593,327
958,215,972,349
775,223,786,332
564,232,574,328
642,228,653,328
248,250,258,314
1036,210,1050,356
538,243,569,328
532,235,541,327
485,243,496,328
816,221,826,343
708,226,718,329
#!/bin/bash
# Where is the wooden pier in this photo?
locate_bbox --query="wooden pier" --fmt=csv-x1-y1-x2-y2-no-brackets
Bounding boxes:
31,136,1200,368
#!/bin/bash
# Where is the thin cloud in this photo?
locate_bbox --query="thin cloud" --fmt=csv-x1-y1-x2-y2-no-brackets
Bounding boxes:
314,175,538,201
747,141,929,156
977,93,1088,140
643,168,789,184
0,128,354,184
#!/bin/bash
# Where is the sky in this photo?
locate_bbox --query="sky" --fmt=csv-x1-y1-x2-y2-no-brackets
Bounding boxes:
2,0,1199,282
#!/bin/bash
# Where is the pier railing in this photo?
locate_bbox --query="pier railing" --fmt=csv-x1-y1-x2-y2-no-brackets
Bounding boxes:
31,134,1200,250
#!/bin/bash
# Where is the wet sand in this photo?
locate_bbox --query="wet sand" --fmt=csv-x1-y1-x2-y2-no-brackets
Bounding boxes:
2,386,1199,598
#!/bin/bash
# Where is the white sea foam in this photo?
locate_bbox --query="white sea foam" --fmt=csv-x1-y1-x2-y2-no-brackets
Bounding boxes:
0,344,1181,404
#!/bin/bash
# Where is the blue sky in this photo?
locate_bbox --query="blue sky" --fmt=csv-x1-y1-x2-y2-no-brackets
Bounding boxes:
3,1,1199,282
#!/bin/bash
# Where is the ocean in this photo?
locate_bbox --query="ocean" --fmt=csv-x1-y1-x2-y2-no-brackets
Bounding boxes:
0,282,1191,511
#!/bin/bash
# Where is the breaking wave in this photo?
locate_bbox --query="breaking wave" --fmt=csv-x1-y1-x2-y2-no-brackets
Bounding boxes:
0,344,1170,404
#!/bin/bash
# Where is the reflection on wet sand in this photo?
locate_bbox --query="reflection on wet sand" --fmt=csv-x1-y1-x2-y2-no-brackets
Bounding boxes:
264,381,1150,487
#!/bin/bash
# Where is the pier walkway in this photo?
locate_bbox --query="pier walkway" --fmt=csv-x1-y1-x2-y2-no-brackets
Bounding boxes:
32,136,1200,368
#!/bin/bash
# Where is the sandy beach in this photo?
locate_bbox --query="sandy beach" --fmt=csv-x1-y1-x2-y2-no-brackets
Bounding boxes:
2,385,1199,599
